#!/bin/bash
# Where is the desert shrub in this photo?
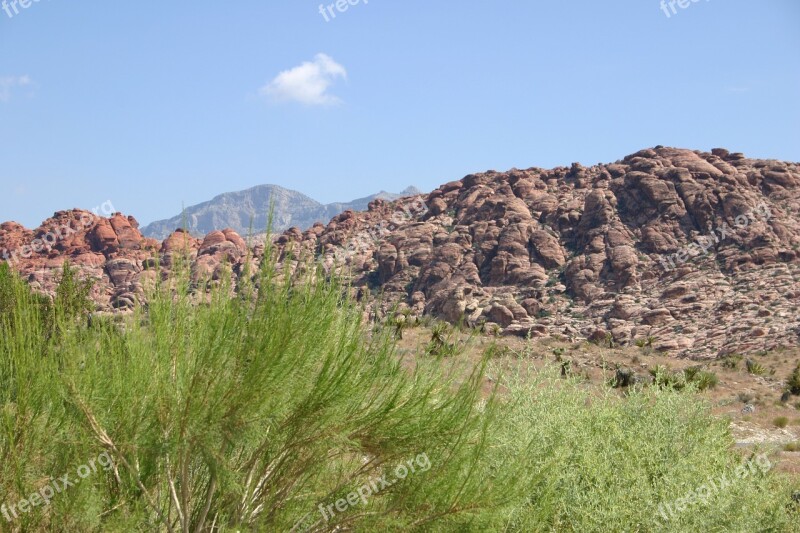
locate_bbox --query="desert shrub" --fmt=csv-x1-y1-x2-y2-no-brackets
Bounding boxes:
0,260,796,531
426,321,459,357
721,354,743,370
612,366,636,388
592,332,616,349
788,364,800,396
0,262,51,334
0,260,92,342
695,371,719,391
737,392,755,404
774,416,790,429
53,260,94,319
649,365,686,390
390,308,412,339
0,259,517,531
746,359,767,376
635,336,656,351
487,366,796,531
684,367,720,391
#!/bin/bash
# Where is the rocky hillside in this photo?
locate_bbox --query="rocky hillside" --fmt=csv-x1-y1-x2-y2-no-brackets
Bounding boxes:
2,147,799,359
140,184,421,240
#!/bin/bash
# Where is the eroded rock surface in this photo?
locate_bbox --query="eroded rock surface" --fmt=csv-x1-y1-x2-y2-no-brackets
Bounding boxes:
3,147,799,359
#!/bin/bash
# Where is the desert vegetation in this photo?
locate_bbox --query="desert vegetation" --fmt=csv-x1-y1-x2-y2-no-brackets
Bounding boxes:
0,258,798,531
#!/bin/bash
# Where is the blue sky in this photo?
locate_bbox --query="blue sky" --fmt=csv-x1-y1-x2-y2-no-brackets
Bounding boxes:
1,0,798,228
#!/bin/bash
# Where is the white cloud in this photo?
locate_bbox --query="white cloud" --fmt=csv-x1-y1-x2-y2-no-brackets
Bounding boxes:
0,75,32,103
260,54,346,106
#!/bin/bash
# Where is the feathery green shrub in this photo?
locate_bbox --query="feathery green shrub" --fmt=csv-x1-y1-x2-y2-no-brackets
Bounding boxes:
0,257,797,531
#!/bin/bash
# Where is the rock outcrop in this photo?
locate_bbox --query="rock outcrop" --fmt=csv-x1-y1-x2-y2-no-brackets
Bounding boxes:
272,147,800,359
3,147,799,359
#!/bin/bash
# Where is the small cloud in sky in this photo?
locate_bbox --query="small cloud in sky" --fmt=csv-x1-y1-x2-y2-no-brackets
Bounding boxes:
0,75,32,102
260,54,346,106
14,184,27,195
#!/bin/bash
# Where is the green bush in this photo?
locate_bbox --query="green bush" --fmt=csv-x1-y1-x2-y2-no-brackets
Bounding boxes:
721,354,743,370
0,260,513,531
488,366,796,531
684,367,720,391
425,321,459,357
53,260,94,319
746,359,767,376
650,365,687,390
0,259,796,531
788,364,800,396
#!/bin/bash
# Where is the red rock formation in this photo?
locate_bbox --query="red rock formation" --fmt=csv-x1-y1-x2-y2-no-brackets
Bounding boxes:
272,147,800,359
2,147,799,359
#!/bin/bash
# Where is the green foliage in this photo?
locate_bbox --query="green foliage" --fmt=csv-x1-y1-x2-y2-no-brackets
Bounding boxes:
721,354,743,370
390,308,412,339
0,261,93,342
0,259,512,531
694,371,720,391
635,336,656,355
425,321,459,357
650,366,719,392
746,359,767,376
54,261,94,319
684,366,720,391
591,332,617,349
788,363,800,396
488,366,796,531
0,257,796,531
649,365,687,390
612,366,636,388
774,416,790,429
0,262,50,334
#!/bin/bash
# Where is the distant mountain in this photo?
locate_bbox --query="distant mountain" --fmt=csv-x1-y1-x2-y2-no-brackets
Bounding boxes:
140,185,422,240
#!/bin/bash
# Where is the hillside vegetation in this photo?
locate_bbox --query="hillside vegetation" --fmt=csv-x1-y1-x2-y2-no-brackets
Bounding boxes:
0,258,797,532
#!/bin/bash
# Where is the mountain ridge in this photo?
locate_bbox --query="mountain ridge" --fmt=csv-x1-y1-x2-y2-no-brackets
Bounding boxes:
140,184,422,240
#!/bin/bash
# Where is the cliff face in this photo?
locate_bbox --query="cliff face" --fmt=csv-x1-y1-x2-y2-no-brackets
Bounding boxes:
2,147,799,359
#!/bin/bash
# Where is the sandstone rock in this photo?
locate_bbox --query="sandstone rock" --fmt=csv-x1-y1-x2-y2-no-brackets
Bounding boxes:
2,147,799,359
